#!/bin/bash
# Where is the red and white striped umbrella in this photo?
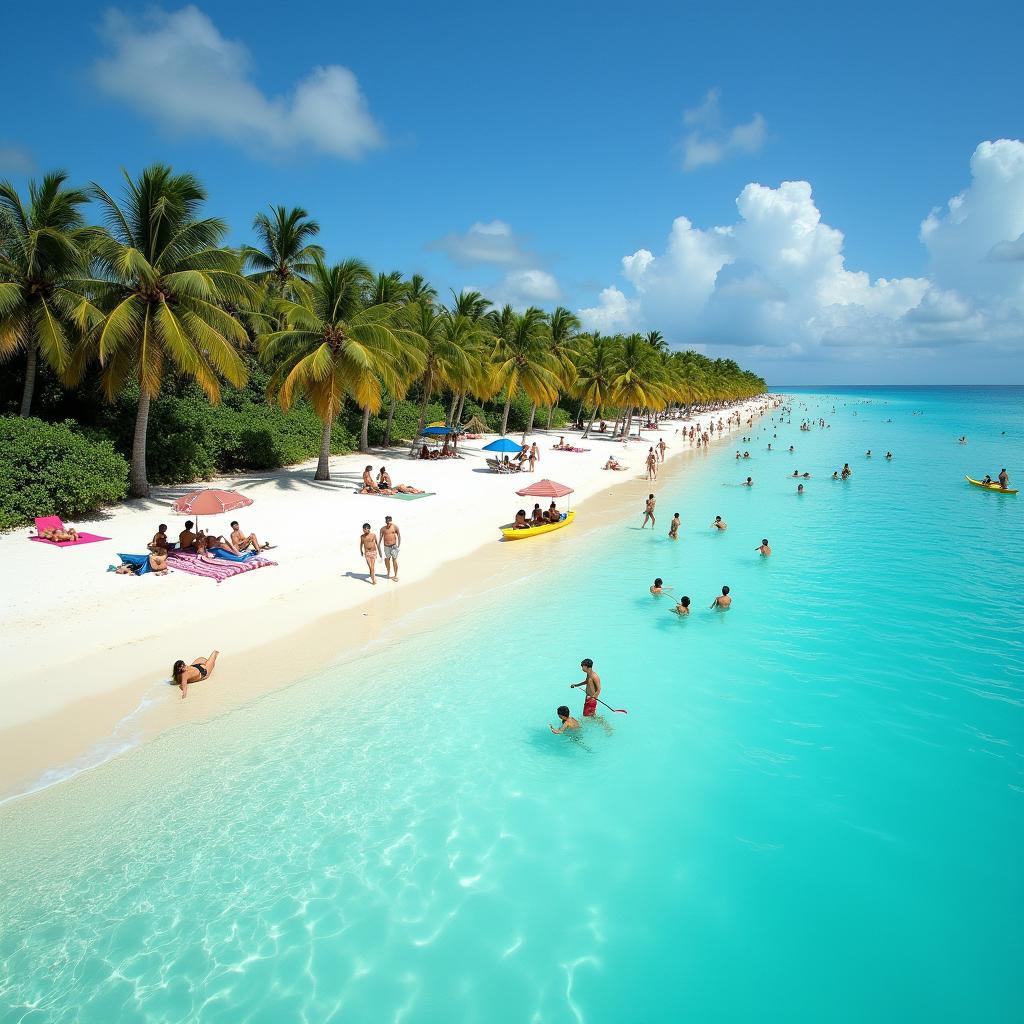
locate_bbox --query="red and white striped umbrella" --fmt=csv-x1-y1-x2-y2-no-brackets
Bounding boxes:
172,489,252,527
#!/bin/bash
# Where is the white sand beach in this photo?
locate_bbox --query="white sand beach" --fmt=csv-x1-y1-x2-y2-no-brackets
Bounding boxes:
0,401,773,800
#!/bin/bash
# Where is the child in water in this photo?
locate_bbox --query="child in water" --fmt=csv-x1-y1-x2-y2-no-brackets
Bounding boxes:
550,706,580,733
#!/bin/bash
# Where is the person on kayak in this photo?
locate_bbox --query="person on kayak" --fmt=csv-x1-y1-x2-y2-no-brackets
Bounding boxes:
999,468,1010,489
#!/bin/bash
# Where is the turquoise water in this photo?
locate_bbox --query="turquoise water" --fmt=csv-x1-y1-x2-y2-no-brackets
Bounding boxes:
2,386,1022,1022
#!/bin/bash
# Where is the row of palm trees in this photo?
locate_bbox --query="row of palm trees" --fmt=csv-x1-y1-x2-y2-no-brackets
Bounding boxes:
0,164,766,498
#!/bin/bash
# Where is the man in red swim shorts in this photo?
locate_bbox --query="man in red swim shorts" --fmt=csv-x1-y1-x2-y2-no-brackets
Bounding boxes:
571,658,601,717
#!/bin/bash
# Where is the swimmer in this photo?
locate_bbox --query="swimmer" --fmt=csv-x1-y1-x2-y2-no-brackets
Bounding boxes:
797,483,805,494
743,477,753,486
668,513,680,540
757,538,771,557
550,705,581,734
886,452,893,460
831,471,839,480
866,450,872,457
841,463,852,479
672,595,691,616
650,577,671,596
788,445,795,453
711,515,727,531
710,586,732,610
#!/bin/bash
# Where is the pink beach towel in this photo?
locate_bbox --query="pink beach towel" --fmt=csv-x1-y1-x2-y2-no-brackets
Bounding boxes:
30,516,110,547
169,549,277,583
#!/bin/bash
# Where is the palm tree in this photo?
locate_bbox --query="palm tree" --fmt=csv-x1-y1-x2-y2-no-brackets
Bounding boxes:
359,271,410,450
243,205,323,300
644,329,668,354
407,274,437,307
574,334,616,438
612,333,664,439
543,305,581,430
0,171,97,416
490,306,559,436
79,165,252,497
260,256,422,480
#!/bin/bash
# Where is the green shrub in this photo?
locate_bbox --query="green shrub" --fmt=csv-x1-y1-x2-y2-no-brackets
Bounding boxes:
0,417,129,530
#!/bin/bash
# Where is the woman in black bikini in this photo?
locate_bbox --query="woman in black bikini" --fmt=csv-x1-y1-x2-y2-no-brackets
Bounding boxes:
172,650,219,699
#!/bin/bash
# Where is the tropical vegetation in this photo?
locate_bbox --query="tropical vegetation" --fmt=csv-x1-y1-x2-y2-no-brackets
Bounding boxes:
0,163,766,523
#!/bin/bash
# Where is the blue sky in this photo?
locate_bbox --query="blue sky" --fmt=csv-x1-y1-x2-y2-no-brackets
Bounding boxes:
2,1,1022,383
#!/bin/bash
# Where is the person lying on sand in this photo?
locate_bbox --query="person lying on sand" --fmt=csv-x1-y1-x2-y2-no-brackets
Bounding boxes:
39,525,79,542
230,520,270,553
550,706,581,734
148,548,169,574
173,650,219,699
604,456,624,470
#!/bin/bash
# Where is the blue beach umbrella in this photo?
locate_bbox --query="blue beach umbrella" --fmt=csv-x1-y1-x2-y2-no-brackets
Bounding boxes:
421,426,454,436
482,437,523,453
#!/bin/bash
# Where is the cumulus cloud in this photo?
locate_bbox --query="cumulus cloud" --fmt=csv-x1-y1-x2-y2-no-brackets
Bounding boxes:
429,220,528,267
682,89,766,171
578,140,1024,361
0,142,34,175
93,6,382,160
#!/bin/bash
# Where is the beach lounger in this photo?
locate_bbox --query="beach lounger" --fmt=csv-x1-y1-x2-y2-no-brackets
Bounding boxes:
30,515,110,547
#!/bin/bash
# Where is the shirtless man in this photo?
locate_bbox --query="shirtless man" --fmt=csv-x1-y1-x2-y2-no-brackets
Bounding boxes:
757,538,771,557
743,477,753,487
710,585,732,610
668,512,680,540
550,706,581,734
359,523,380,584
642,493,656,529
230,520,268,553
148,524,170,551
362,466,382,493
646,448,658,481
711,515,727,531
672,595,691,615
379,515,401,580
650,577,670,596
377,466,393,490
657,438,667,462
570,658,601,717
999,468,1010,490
178,520,197,551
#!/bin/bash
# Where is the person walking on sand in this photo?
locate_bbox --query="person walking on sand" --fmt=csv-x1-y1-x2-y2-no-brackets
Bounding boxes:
646,447,658,480
359,523,380,585
379,515,401,581
658,438,667,462
668,512,680,540
172,650,219,700
570,658,601,717
710,586,732,610
529,442,539,472
550,706,581,733
642,493,657,529
757,538,771,557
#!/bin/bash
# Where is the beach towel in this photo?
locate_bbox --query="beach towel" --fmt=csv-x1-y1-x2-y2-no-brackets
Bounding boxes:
169,549,277,583
114,553,151,575
30,516,110,547
385,491,436,501
210,548,260,563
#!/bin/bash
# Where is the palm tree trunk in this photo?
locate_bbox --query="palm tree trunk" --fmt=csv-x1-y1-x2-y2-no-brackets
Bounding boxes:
315,415,332,480
500,391,512,435
455,392,467,425
412,370,434,454
523,402,537,440
19,342,37,418
447,391,459,426
359,406,371,452
625,407,634,439
583,407,598,439
383,398,397,447
129,388,152,498
545,405,555,431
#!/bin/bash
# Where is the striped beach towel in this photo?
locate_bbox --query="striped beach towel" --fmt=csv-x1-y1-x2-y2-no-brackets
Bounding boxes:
169,550,277,583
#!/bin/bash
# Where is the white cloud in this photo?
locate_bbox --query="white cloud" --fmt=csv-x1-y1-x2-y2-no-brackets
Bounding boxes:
429,220,528,267
0,142,34,175
578,140,1024,362
682,89,766,171
93,6,382,160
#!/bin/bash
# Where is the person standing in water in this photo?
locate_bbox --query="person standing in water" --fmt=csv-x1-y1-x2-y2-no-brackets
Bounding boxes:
571,658,601,717
668,513,680,540
711,515,727,530
550,706,580,734
642,493,657,529
710,586,732,609
757,538,771,556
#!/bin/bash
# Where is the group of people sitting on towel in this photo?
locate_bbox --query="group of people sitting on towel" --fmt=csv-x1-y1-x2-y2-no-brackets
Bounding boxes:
511,502,564,529
360,466,425,495
115,519,269,575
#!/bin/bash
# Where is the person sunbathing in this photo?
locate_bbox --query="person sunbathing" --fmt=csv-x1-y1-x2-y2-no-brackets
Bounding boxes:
230,520,270,553
362,466,381,492
603,456,623,470
40,525,79,542
172,650,219,700
531,504,545,525
394,484,425,494
546,502,562,522
148,547,169,574
512,509,531,530
148,524,171,551
377,467,392,489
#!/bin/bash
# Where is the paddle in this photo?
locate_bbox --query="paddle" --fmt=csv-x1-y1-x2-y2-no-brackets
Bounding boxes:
571,684,628,714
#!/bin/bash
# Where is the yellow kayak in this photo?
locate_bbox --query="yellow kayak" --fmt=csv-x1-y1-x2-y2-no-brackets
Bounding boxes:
966,476,1018,494
501,510,576,540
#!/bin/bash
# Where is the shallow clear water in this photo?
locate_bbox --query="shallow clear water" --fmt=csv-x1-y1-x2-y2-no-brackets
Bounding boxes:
2,386,1022,1023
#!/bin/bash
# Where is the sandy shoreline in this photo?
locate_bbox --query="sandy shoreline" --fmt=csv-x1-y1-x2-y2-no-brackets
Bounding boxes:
0,401,776,802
